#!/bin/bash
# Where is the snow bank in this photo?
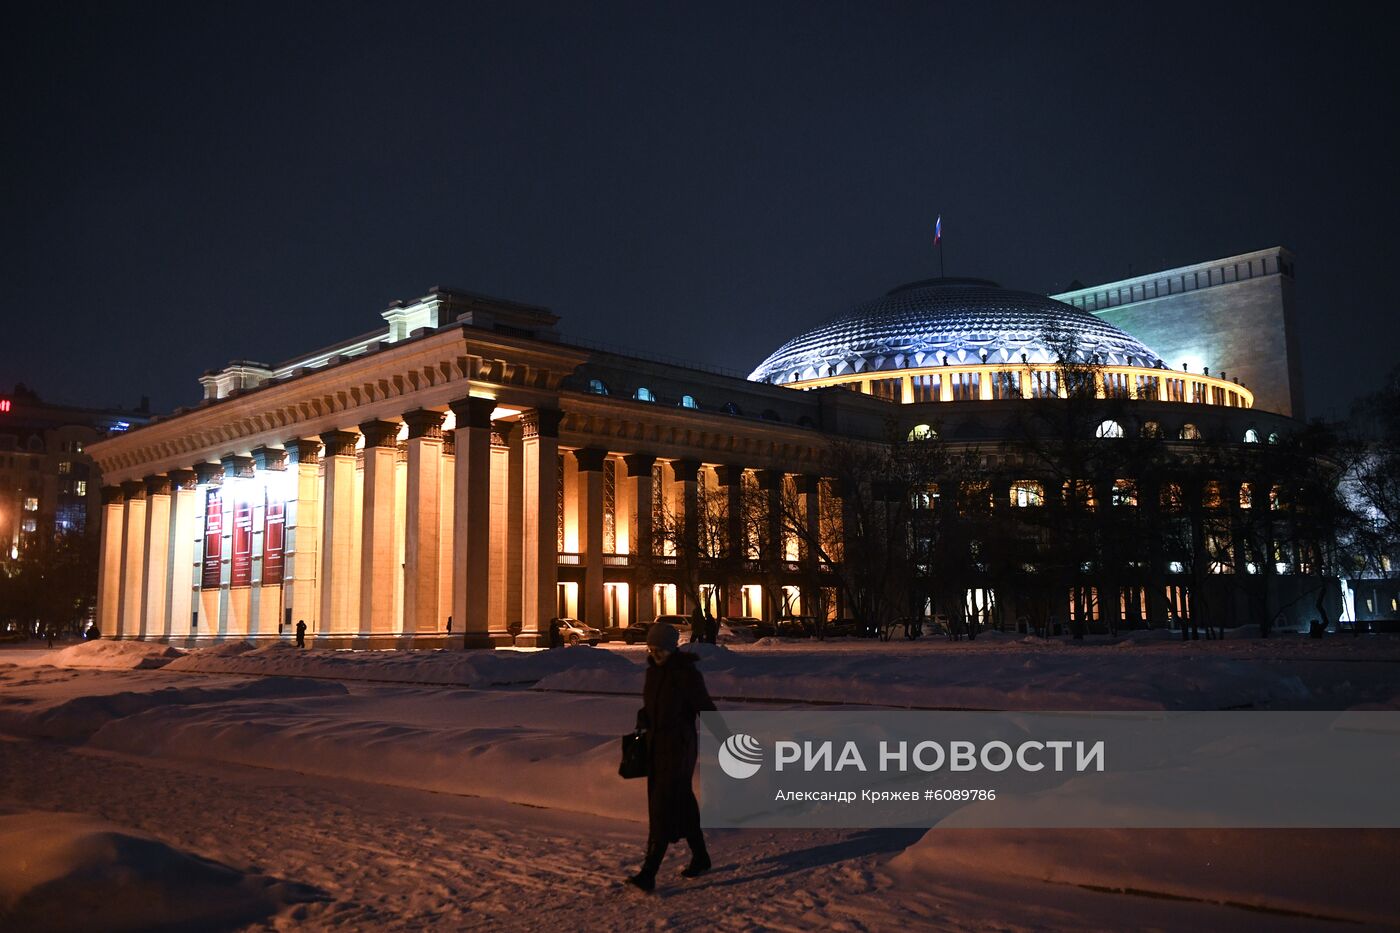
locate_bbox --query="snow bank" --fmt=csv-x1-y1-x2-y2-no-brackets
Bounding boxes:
0,678,348,740
37,641,184,670
0,810,319,931
535,643,1314,710
88,695,647,825
890,828,1398,925
165,642,638,687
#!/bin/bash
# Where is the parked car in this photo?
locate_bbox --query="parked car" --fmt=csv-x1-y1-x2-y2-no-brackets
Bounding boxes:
553,617,602,646
776,615,817,637
606,617,693,645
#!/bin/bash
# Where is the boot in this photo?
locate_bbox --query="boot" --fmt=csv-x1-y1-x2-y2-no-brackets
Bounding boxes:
627,840,667,892
681,832,711,877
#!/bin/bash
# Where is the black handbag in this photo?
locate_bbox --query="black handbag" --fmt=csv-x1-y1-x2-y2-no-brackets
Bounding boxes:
619,729,649,779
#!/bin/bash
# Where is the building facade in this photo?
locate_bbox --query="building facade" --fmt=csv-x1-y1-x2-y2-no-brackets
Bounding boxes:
87,248,1318,646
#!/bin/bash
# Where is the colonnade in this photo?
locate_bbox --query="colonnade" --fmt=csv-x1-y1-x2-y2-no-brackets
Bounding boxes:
95,398,834,647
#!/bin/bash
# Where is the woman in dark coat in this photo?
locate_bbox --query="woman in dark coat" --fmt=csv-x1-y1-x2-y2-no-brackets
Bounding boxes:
628,621,716,892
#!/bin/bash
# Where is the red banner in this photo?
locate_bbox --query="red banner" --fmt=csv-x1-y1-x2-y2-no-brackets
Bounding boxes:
230,494,254,587
201,489,223,589
262,491,285,586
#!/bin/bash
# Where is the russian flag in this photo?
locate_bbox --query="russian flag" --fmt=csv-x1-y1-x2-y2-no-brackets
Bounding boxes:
934,216,942,244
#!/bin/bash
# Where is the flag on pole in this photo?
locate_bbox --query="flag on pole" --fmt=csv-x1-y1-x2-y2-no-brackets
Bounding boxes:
934,216,942,244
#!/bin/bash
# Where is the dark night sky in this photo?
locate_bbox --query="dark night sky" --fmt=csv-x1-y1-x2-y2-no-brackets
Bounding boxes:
4,2,1395,420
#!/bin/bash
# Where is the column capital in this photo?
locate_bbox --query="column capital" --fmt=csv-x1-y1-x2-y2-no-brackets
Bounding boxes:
448,395,498,430
671,458,702,483
520,407,564,440
285,437,323,465
145,474,173,497
358,419,401,448
220,454,255,479
320,430,358,458
623,453,656,477
403,408,447,440
490,420,512,448
121,479,147,500
573,447,609,472
716,464,747,487
251,446,288,472
168,469,198,490
194,462,224,486
101,485,125,505
756,469,785,491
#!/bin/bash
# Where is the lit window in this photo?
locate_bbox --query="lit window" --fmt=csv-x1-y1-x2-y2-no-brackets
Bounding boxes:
1140,421,1162,438
910,484,940,509
1112,479,1138,507
73,441,83,453
23,496,38,511
635,387,655,402
1243,428,1260,443
1063,480,1096,508
1096,420,1124,439
1267,432,1280,444
1179,423,1201,441
587,379,609,396
679,395,698,409
1202,481,1224,509
58,461,72,474
22,518,36,533
1009,480,1044,507
1239,482,1254,509
1167,561,1185,574
76,480,88,496
907,424,936,441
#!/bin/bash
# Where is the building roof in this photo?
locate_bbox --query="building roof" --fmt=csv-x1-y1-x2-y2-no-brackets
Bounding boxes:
748,277,1165,384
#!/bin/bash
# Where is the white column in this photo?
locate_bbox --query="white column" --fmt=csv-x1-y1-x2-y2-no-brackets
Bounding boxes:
624,454,656,624
319,431,358,637
165,470,198,641
450,396,497,648
97,487,124,638
283,440,322,634
403,409,445,639
575,448,607,628
489,423,512,636
359,419,400,639
140,475,172,640
520,408,562,646
117,480,147,639
438,438,455,637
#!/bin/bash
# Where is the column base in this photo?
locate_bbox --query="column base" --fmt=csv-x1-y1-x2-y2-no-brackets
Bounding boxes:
511,633,549,648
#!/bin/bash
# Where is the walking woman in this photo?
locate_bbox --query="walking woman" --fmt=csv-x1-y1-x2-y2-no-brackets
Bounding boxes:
628,621,716,892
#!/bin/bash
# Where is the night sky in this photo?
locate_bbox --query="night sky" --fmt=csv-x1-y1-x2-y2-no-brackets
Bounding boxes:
4,2,1395,420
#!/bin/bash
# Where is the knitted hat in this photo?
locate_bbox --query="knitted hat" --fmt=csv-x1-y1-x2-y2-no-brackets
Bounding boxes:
646,621,680,651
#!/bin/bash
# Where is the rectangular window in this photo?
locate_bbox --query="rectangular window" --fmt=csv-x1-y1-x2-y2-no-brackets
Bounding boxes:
991,371,1021,399
1032,371,1059,398
951,372,980,401
1192,382,1207,404
1135,375,1160,399
23,496,38,511
58,461,72,475
911,373,941,402
867,378,901,402
1166,378,1186,402
1103,372,1130,398
75,480,87,496
22,517,37,533
1112,479,1138,507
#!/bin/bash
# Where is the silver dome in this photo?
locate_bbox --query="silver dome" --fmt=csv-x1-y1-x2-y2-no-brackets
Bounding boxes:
749,278,1165,384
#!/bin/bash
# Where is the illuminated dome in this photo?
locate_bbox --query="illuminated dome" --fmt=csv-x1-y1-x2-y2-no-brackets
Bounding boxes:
749,278,1165,385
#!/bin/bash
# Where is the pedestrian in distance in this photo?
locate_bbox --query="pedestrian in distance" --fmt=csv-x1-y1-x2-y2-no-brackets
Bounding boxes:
549,617,563,649
295,619,307,648
627,621,716,892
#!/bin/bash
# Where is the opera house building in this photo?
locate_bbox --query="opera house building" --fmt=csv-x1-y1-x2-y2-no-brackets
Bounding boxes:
88,247,1315,646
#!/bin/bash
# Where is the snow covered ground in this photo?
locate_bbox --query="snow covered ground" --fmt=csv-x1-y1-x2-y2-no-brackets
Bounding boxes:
1,635,1397,930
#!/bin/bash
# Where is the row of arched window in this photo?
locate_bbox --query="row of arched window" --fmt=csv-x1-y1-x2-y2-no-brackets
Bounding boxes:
910,478,1290,512
906,421,1281,444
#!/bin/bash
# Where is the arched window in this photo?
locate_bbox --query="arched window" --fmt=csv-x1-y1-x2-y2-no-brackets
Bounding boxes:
907,423,936,441
1140,421,1162,438
679,395,698,409
635,387,655,402
1009,480,1044,507
587,378,609,396
1096,419,1124,439
1179,423,1201,441
1243,428,1260,443
1202,480,1224,509
722,402,741,416
1267,431,1280,444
